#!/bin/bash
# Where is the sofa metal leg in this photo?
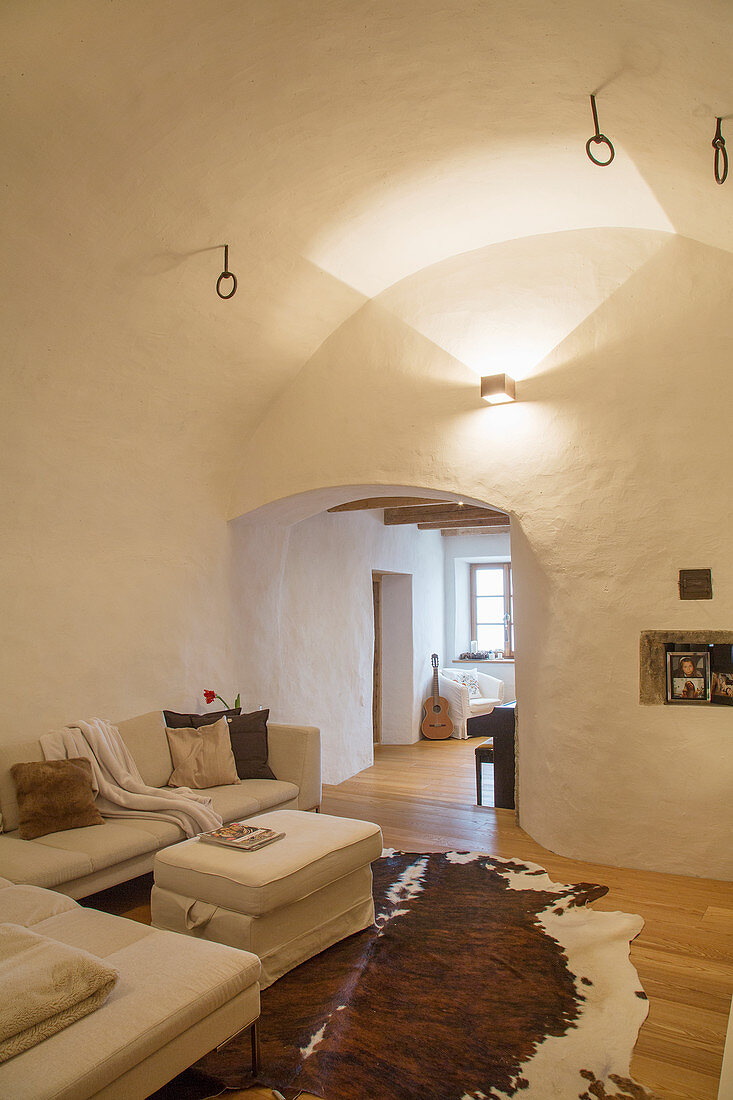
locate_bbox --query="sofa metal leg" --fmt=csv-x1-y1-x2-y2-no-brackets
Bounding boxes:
215,1015,261,1063
251,1016,261,1075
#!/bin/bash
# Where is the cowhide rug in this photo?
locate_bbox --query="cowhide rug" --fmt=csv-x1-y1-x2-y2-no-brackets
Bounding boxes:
162,851,659,1100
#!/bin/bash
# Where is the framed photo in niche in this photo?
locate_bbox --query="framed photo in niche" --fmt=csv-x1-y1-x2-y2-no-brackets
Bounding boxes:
710,645,733,706
666,651,710,702
711,671,733,705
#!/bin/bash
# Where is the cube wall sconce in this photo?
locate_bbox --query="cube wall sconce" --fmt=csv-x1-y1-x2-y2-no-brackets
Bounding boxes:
480,374,516,405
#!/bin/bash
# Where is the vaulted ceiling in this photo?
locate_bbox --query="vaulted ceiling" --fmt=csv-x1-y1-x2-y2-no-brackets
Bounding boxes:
3,0,731,436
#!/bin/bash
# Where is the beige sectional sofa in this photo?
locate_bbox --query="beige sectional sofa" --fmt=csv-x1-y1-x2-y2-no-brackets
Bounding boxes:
0,711,321,898
0,876,261,1099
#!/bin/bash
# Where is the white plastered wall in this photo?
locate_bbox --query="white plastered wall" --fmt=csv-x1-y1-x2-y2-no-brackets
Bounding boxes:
0,379,241,738
229,236,733,880
230,509,444,784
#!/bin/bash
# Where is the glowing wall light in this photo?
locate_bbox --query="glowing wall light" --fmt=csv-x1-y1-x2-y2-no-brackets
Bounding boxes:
480,374,516,405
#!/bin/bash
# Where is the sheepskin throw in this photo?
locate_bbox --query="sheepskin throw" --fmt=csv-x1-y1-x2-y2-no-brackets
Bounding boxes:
0,922,118,1063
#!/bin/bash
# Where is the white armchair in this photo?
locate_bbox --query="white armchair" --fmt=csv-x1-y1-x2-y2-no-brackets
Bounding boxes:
438,669,505,739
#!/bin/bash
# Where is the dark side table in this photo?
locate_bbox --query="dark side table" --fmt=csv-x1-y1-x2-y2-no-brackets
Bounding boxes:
472,701,516,809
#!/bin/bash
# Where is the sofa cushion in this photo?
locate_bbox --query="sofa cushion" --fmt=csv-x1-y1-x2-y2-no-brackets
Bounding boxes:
31,821,164,874
37,906,160,956
226,710,276,780
163,708,241,729
115,711,174,788
468,698,501,715
11,759,104,840
166,719,239,789
197,781,298,822
107,815,184,849
0,884,79,927
0,835,92,890
219,778,299,814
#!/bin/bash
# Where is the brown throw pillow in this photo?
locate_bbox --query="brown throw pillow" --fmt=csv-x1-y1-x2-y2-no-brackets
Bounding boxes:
10,759,103,840
166,717,239,789
163,707,241,729
227,709,276,781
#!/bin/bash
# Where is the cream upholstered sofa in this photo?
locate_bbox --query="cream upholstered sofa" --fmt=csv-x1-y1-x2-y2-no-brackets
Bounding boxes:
0,875,261,1099
0,711,321,899
438,669,505,739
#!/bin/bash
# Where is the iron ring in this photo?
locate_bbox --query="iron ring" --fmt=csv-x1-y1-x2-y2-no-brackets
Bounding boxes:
713,142,728,185
216,271,237,299
586,134,615,167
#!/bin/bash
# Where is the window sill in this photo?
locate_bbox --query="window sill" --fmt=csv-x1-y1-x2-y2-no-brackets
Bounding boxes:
453,658,515,664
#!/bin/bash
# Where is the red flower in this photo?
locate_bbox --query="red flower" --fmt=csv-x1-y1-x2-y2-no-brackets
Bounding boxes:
203,689,216,705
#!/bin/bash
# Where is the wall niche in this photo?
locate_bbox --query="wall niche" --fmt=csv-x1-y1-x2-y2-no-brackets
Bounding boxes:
639,630,733,705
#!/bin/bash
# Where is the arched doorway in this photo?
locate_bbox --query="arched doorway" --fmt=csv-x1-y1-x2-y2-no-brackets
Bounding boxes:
230,483,514,796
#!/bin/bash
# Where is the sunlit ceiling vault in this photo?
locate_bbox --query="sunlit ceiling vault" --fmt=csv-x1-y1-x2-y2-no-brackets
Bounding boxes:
2,0,731,429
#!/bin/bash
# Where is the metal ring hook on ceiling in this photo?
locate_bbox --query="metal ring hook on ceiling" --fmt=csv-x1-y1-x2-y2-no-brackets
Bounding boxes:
585,94,615,167
216,244,237,299
712,118,728,185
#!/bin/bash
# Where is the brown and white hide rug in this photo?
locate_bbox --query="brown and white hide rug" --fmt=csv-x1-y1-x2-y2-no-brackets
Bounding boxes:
173,851,659,1100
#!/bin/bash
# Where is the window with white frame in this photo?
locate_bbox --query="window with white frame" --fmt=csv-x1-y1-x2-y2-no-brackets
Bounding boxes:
470,563,514,656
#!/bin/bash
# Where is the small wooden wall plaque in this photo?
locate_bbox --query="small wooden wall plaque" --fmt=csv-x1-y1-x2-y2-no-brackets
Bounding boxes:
678,569,713,600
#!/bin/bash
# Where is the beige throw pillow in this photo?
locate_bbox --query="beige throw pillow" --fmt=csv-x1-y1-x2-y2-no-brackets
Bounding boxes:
166,717,239,789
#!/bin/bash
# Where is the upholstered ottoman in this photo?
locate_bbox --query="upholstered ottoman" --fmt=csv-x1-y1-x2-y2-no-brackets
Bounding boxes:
151,809,383,987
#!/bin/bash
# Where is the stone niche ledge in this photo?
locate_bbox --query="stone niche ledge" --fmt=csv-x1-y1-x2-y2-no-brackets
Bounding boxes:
640,629,733,705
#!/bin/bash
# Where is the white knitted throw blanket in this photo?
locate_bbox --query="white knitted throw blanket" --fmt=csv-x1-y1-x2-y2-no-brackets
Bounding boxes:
41,717,222,837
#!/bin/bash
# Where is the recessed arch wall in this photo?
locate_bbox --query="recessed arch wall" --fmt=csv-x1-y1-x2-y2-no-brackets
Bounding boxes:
228,234,733,880
231,482,507,784
230,485,462,782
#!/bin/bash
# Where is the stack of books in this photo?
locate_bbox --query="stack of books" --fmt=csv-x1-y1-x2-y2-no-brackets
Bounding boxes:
198,821,284,851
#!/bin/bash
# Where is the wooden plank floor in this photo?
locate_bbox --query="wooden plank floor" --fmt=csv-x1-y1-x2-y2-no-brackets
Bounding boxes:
319,739,733,1100
101,737,733,1100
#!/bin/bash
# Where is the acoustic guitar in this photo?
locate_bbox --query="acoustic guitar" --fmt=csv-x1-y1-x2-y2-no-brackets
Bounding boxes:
421,654,454,740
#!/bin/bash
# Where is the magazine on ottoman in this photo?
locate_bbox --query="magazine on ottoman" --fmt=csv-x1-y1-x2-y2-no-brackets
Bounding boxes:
199,821,285,851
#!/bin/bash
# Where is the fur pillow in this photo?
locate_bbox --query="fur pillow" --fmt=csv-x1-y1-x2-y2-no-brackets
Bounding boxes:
226,709,276,780
10,759,103,840
166,717,239,789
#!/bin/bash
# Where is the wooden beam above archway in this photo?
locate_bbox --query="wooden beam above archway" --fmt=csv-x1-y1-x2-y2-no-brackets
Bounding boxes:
440,526,511,536
326,496,509,535
417,517,510,530
327,496,446,512
384,504,507,526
